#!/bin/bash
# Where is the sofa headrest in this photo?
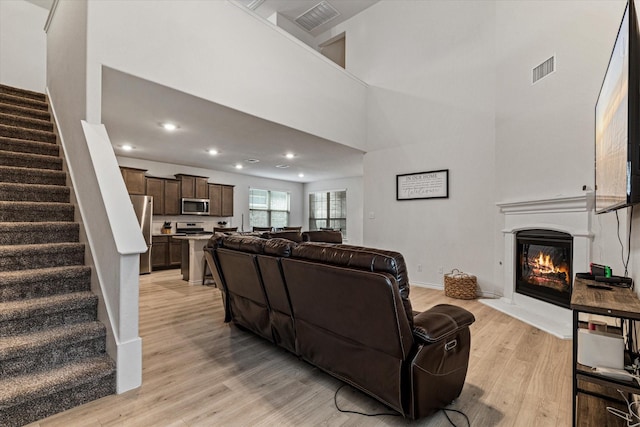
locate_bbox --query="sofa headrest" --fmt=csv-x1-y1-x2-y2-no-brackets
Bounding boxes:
263,238,297,257
292,243,414,326
262,231,304,243
302,230,343,244
204,233,226,250
221,235,266,254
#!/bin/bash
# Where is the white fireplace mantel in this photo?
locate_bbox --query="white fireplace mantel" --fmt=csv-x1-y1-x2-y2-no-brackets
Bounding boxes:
484,193,594,339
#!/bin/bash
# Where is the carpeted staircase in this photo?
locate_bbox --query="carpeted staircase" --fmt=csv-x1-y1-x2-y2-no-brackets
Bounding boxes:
0,84,116,427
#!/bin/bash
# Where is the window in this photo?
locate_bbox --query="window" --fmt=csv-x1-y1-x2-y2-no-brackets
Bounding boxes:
309,190,346,237
249,189,290,228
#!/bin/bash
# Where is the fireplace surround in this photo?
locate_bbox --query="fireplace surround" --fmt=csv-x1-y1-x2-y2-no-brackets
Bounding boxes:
486,194,593,339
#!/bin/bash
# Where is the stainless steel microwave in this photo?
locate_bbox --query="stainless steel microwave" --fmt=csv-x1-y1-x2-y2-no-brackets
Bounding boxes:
181,198,210,215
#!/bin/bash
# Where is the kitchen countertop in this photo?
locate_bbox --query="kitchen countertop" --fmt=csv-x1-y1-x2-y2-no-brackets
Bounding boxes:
171,234,213,240
152,233,187,237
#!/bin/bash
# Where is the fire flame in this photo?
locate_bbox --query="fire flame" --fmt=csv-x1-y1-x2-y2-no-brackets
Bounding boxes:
535,253,559,273
529,251,570,282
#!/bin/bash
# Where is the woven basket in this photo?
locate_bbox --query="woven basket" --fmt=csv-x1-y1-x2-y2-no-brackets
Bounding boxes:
444,269,477,300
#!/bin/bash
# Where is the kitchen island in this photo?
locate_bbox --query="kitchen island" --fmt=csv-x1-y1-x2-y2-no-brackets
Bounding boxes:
171,234,213,285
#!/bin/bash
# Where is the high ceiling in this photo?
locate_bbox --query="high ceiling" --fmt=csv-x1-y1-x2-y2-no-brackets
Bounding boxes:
102,0,378,183
234,0,379,37
31,0,379,183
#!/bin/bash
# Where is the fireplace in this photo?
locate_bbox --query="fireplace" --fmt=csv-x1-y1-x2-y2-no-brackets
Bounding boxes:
515,229,573,308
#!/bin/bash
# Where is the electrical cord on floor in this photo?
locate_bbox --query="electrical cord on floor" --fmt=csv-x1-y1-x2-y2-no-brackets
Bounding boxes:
441,407,471,427
334,384,471,426
333,384,400,417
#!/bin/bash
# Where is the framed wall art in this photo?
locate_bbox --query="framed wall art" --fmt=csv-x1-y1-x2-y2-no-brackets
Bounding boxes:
396,169,449,201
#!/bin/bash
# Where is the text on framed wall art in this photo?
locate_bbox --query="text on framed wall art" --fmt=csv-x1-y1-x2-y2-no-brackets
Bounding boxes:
396,169,449,201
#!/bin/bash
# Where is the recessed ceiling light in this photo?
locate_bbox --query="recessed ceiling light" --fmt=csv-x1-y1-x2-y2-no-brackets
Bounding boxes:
235,164,243,169
298,173,305,178
161,122,178,131
245,159,260,163
275,164,290,169
121,144,134,151
207,149,219,155
285,153,295,159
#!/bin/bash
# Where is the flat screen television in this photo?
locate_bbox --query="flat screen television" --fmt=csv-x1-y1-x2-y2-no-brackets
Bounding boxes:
595,0,640,214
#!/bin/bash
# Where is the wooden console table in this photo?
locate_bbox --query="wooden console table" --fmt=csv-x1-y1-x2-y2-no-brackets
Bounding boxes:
571,277,640,426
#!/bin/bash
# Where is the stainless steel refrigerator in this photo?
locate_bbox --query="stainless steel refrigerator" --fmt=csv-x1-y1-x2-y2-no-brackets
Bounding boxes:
130,195,153,274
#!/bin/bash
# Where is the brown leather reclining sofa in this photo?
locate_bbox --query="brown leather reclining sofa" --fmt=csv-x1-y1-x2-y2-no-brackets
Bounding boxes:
204,234,475,419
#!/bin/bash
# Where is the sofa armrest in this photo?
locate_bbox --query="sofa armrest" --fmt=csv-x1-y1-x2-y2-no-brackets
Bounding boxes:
412,304,475,343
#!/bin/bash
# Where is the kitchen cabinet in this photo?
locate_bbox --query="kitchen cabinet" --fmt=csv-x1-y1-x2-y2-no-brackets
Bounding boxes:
145,177,180,215
145,177,165,215
176,174,208,199
222,185,234,217
209,183,234,217
151,236,169,269
169,238,182,266
152,235,181,269
120,167,146,195
164,179,180,215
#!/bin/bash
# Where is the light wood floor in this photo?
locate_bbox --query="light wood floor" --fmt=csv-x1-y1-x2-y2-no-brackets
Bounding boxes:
26,269,576,426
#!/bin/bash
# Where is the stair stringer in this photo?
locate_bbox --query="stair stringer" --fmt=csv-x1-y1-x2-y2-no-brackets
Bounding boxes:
47,89,146,394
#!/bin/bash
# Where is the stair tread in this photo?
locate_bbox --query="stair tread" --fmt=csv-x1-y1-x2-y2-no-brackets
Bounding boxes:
0,265,89,282
0,165,65,178
0,221,77,230
0,102,50,119
0,291,96,321
0,112,53,130
0,93,48,110
0,149,60,161
0,182,69,193
0,123,55,136
0,85,46,102
0,242,83,257
0,321,104,360
0,200,73,208
0,135,58,152
0,356,114,409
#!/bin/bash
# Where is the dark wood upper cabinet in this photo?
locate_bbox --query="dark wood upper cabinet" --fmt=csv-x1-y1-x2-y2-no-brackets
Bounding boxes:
120,167,146,195
176,174,208,199
195,178,208,199
164,179,181,215
208,183,222,217
209,184,234,217
145,177,165,215
221,185,234,217
146,177,179,215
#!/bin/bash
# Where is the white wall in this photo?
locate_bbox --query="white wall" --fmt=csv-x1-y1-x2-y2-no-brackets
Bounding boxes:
0,0,47,92
304,176,363,245
495,0,625,202
116,157,304,233
494,1,635,292
85,0,366,151
327,1,497,291
47,0,143,393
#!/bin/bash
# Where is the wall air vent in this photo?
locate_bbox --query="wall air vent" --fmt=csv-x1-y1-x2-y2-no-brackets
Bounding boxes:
532,56,555,84
295,1,340,32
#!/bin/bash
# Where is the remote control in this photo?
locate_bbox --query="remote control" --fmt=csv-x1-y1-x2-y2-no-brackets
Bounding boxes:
587,284,612,290
595,276,633,284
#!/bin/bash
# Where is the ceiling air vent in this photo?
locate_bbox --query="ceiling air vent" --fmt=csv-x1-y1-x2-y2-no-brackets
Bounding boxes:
295,1,340,32
532,56,555,84
246,0,265,11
